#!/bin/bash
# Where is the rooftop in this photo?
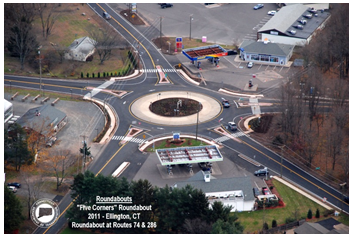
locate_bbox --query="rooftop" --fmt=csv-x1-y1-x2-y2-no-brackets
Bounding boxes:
156,145,223,166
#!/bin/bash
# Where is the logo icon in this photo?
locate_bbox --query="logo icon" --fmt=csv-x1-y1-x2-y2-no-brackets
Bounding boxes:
31,198,60,228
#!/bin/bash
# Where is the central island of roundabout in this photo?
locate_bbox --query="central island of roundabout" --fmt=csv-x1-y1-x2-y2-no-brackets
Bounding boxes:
130,91,222,126
130,90,224,176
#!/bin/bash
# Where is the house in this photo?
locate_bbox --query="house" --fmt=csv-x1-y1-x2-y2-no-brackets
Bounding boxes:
239,40,294,66
16,104,67,138
64,36,96,61
174,171,255,212
294,218,349,234
257,4,331,46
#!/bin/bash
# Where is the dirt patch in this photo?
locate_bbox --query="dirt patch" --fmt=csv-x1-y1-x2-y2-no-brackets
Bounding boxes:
120,9,145,25
249,114,273,133
150,98,202,117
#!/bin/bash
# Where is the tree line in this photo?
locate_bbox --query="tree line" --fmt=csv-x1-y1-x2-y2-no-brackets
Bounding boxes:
4,3,130,73
271,3,349,184
66,171,244,234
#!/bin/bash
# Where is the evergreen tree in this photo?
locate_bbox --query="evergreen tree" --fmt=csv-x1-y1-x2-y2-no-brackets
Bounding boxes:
4,186,25,232
263,222,269,230
211,218,244,234
307,209,313,219
315,208,320,218
272,219,277,228
81,72,83,78
98,72,100,78
86,72,89,78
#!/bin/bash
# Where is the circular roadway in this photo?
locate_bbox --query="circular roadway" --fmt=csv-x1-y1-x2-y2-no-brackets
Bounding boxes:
130,91,222,126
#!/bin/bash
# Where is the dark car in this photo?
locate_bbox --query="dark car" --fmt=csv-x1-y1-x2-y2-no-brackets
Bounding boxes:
8,182,21,188
253,187,260,197
103,11,111,20
262,187,270,195
161,3,173,8
254,169,269,176
253,4,264,10
222,100,230,108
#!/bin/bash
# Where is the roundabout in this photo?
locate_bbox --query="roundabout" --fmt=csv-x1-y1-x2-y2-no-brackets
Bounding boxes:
130,91,222,126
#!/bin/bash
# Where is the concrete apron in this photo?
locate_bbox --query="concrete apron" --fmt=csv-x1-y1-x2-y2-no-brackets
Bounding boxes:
130,91,221,126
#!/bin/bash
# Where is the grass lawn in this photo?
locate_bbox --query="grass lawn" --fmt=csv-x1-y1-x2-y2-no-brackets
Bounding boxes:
144,138,207,152
237,179,330,233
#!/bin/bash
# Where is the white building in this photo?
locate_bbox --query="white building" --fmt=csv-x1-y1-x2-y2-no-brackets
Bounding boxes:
257,4,331,46
64,36,96,61
174,171,255,212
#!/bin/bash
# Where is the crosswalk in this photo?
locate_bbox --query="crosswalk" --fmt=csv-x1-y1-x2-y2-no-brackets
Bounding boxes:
214,131,247,143
141,68,177,73
111,135,145,144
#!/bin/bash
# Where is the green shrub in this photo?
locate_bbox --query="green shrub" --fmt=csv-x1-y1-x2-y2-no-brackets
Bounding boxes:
86,72,89,78
103,72,106,77
92,72,95,78
263,222,269,230
81,72,83,78
271,219,277,228
307,209,313,219
285,217,296,224
323,209,334,217
98,72,100,78
315,209,320,218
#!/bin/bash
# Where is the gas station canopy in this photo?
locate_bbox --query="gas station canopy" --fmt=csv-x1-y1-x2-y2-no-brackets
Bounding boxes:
182,44,236,61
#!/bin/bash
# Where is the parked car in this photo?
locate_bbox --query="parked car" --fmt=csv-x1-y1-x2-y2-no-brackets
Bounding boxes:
222,100,230,108
253,187,260,197
247,62,254,68
103,11,111,20
253,4,264,10
8,186,17,193
161,3,173,8
268,10,276,15
254,168,269,176
7,182,21,188
46,137,57,147
262,187,270,195
228,122,237,131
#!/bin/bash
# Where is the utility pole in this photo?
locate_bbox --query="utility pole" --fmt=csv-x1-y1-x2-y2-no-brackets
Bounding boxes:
38,50,42,95
280,145,284,178
137,41,140,73
160,16,162,48
189,14,193,40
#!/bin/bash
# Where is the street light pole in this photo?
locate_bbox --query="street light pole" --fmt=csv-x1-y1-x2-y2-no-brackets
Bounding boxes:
195,102,200,142
189,14,193,40
38,50,42,93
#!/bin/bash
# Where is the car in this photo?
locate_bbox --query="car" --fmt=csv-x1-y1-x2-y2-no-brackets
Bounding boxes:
228,122,237,131
8,186,17,193
247,62,254,68
254,169,269,176
268,10,276,16
198,162,212,172
253,187,260,197
262,187,270,195
344,196,349,204
46,137,57,147
253,4,264,10
103,11,111,20
7,182,21,188
222,100,230,108
161,3,173,8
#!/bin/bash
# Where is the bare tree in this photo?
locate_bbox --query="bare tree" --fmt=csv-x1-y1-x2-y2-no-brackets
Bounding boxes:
5,3,38,70
36,3,59,39
21,166,45,219
44,149,76,190
89,26,125,64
